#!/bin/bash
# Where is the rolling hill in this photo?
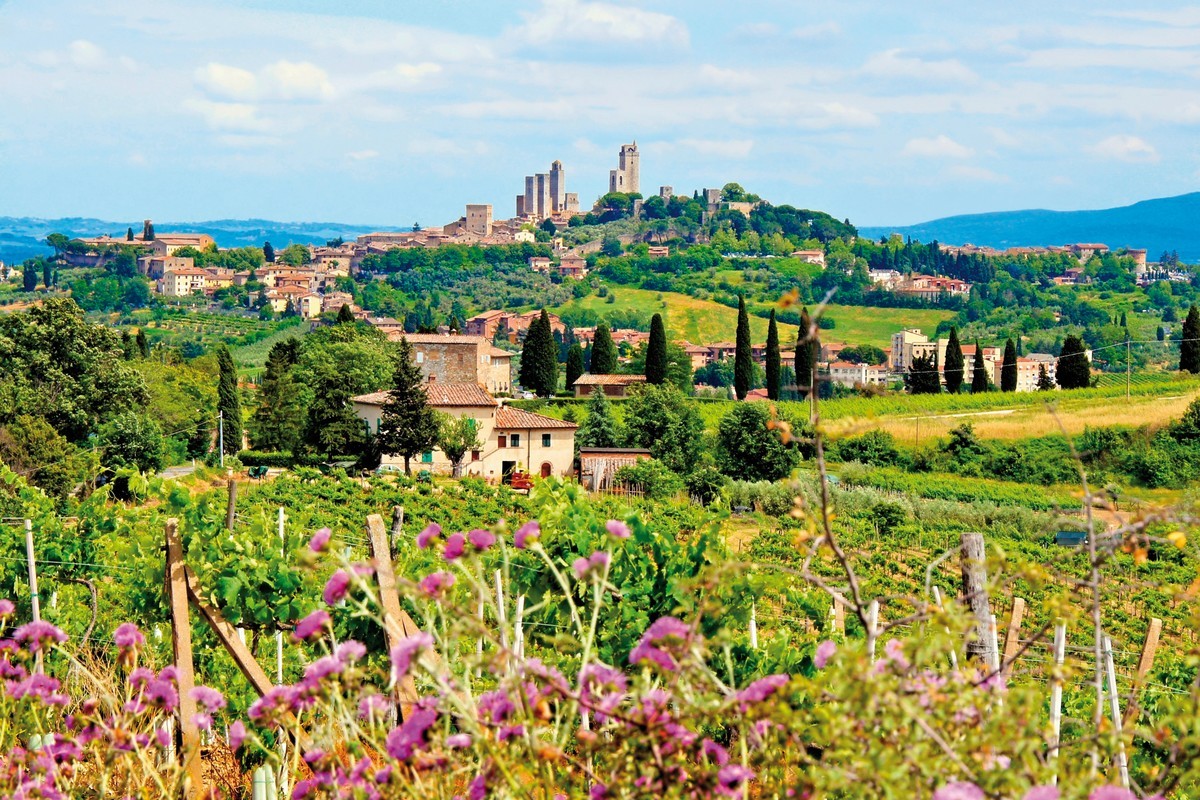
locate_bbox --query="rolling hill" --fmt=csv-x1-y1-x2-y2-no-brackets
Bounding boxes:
859,191,1200,261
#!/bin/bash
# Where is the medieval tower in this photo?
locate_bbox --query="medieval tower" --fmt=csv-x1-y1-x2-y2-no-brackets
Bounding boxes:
608,142,640,195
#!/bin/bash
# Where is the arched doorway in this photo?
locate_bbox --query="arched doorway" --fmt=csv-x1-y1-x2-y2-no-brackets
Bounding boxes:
540,462,552,478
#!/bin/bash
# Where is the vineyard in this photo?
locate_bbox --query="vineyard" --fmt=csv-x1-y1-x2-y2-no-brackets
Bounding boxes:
112,308,306,365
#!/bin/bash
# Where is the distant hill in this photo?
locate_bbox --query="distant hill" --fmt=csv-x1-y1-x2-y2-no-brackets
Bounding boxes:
0,217,407,264
859,192,1200,262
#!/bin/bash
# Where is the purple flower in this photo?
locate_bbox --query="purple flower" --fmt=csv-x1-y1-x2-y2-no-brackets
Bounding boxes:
701,738,729,765
391,632,434,682
358,694,391,721
14,621,68,652
933,782,985,800
385,708,437,761
1089,789,1136,800
514,521,540,549
629,616,691,671
417,523,441,549
467,528,495,551
443,532,466,562
323,570,351,606
590,785,608,799
303,656,345,684
605,519,630,539
446,733,472,748
191,685,226,712
113,623,145,650
478,689,517,725
814,639,837,669
336,640,366,663
193,712,213,731
419,571,456,598
574,550,611,579
717,764,754,796
1023,789,1059,800
735,674,789,711
0,599,14,617
468,773,488,800
292,609,330,642
572,557,590,578
228,720,247,752
308,527,332,553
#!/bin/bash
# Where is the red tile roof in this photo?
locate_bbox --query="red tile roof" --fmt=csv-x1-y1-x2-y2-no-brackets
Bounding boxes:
495,406,578,430
353,383,497,408
571,373,647,386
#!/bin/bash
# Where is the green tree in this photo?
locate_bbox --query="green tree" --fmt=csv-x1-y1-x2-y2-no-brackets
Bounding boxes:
906,352,941,395
125,227,134,242
971,341,989,394
22,260,37,292
794,307,814,398
645,313,668,385
0,415,86,501
336,304,356,324
438,414,482,478
539,218,557,236
1180,305,1200,374
565,343,585,391
734,295,752,400
216,345,243,456
249,340,305,453
943,326,964,394
135,328,149,360
377,338,440,474
278,244,311,266
1157,325,1166,342
42,260,53,289
100,411,166,473
716,403,801,482
518,309,559,397
1000,339,1018,392
765,310,781,400
1036,364,1054,391
590,322,617,375
577,387,621,449
263,241,275,263
46,233,70,255
1058,335,1092,389
623,384,704,474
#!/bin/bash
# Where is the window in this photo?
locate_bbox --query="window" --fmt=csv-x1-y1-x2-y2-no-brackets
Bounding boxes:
471,450,481,462
542,433,551,447
416,352,425,364
510,434,521,448
498,435,507,448
421,451,433,463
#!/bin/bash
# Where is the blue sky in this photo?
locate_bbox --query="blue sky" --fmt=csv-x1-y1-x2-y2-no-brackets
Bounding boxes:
2,0,1199,227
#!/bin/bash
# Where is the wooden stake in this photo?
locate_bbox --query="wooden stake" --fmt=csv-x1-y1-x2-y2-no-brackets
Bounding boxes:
832,598,845,636
1136,617,1162,684
391,505,405,544
225,479,237,531
1049,622,1066,784
1001,597,1026,676
165,519,204,799
749,601,758,650
931,586,958,669
514,595,526,660
365,514,422,719
867,600,879,663
184,566,275,698
959,532,996,666
1103,636,1130,789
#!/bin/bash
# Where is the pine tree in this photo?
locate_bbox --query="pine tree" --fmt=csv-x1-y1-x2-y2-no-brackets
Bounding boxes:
337,304,355,324
249,340,304,453
1000,338,1018,392
646,313,668,385
971,341,989,394
1058,335,1092,389
263,241,275,263
378,338,441,474
764,310,781,400
136,328,149,359
906,352,941,394
943,326,964,394
216,345,242,456
1036,364,1054,391
518,309,559,397
577,387,620,449
1181,305,1200,374
1119,310,1128,328
566,343,585,390
590,322,617,375
793,307,814,399
121,331,135,361
734,295,752,400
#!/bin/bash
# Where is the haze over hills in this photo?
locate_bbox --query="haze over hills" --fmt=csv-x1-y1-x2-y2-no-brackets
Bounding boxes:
0,217,407,264
859,192,1200,262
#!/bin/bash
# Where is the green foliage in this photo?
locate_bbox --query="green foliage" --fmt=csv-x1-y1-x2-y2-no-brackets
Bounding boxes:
437,414,482,477
1000,338,1018,392
613,458,684,499
249,340,305,453
590,322,616,374
794,307,814,398
906,352,941,395
216,346,242,456
0,415,88,502
734,295,752,400
716,403,805,482
971,341,989,394
943,326,964,394
622,384,704,475
577,388,621,449
518,309,559,397
1057,335,1091,389
565,343,585,390
765,310,781,400
1180,305,1200,374
645,313,667,385
376,338,440,473
832,430,904,467
683,464,726,505
99,412,166,473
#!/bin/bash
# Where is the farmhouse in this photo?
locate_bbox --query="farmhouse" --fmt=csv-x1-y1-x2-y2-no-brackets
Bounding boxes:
571,373,647,398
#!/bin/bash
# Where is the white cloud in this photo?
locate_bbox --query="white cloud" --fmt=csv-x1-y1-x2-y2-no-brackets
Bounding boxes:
67,40,107,68
346,149,380,161
678,138,755,159
903,135,974,159
946,165,1009,183
804,102,879,129
1089,134,1159,163
182,99,271,133
359,62,443,91
516,0,689,47
792,22,841,41
195,63,257,101
862,49,978,83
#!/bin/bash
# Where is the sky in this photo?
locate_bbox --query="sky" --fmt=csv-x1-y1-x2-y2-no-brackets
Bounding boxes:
2,0,1200,228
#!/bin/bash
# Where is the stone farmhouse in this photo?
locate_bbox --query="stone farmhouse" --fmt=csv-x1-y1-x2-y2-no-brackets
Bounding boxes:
384,333,513,395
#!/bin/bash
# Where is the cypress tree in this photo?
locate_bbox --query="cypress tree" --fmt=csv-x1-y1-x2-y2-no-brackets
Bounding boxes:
337,304,355,324
906,352,941,394
378,338,441,474
577,387,620,449
591,322,617,375
1036,364,1054,391
1181,305,1200,374
216,345,242,456
263,241,275,263
126,226,134,242
971,341,989,393
1058,335,1092,389
943,326,964,394
1119,310,1128,328
764,309,781,400
999,338,1018,392
249,340,305,453
733,295,752,400
42,260,53,289
566,343,585,390
518,309,559,397
136,328,149,359
794,306,814,399
646,313,668,385
1157,325,1166,342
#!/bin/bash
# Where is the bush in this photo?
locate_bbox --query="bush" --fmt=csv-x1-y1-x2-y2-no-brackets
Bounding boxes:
832,430,904,467
237,450,326,468
684,465,726,505
613,458,685,500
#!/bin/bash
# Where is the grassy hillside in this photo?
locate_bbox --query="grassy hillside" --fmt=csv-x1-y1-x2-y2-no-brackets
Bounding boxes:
552,284,952,346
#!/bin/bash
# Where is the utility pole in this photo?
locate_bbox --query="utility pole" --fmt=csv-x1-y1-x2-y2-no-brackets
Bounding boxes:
1126,338,1131,400
218,410,224,468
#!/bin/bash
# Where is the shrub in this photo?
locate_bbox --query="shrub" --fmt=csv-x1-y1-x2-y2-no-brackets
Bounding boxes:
832,430,904,467
613,458,685,500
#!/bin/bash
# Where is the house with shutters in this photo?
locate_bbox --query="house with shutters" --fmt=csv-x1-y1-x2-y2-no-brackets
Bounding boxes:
351,383,577,482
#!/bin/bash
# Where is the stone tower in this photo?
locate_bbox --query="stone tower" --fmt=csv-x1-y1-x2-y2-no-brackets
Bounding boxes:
549,160,565,213
608,142,640,195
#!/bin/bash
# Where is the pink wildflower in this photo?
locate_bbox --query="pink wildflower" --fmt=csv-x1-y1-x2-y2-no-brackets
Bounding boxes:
292,609,330,642
417,523,441,549
0,599,15,617
1089,789,1136,800
323,570,351,606
228,720,247,752
1024,789,1059,800
735,674,789,711
113,623,145,649
933,782,985,800
419,571,456,598
514,521,540,549
191,685,226,712
391,632,434,682
717,765,754,797
467,528,495,551
14,621,67,652
814,640,837,669
629,616,691,671
605,519,630,539
308,527,332,553
443,532,466,561
385,708,437,760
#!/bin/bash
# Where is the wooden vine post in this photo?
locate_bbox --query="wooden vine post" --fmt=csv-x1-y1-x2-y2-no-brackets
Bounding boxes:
959,532,997,667
165,519,205,799
1001,597,1026,677
366,514,423,720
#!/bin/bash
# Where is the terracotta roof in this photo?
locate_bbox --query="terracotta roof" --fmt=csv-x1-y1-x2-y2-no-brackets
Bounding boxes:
580,447,652,455
398,333,490,345
353,383,497,408
571,373,647,386
495,406,578,430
